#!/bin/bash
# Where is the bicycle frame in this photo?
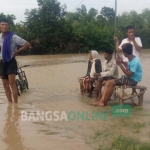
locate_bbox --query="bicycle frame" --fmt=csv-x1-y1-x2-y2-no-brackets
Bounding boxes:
16,65,30,96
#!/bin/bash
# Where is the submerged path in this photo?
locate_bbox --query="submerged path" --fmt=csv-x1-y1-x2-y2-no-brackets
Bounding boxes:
0,80,6,101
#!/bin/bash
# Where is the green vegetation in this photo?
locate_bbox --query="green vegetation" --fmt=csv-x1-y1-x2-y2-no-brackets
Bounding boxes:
98,136,150,150
1,0,150,54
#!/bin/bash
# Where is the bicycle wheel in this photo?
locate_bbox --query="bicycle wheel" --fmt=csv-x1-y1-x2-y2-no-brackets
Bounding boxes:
18,72,26,92
22,71,29,89
16,79,21,96
24,80,28,90
20,80,26,92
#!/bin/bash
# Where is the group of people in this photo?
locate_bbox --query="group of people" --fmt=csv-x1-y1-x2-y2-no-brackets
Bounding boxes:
0,18,143,106
0,18,30,103
80,25,143,107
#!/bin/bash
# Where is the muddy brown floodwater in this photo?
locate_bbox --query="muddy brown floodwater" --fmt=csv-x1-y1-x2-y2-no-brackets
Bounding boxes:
0,51,150,150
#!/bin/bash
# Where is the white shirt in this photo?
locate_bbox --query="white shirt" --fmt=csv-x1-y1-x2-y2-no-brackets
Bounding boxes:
0,33,27,59
101,59,118,79
119,37,142,61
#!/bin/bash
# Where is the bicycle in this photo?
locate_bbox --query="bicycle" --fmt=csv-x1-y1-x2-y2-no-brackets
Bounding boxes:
15,65,30,96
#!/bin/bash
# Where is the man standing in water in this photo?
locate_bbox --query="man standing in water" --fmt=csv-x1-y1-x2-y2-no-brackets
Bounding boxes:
0,18,30,103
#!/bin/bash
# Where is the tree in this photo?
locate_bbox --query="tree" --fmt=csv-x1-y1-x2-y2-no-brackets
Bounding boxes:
88,8,98,18
24,0,71,54
100,7,115,22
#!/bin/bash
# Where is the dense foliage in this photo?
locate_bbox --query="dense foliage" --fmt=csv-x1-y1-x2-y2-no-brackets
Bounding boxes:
0,0,150,54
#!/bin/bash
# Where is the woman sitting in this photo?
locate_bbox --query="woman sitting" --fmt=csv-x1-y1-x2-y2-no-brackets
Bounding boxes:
79,50,102,96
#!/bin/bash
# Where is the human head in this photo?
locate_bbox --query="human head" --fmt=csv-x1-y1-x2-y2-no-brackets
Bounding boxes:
0,18,10,33
122,43,133,57
88,50,99,60
103,49,113,60
125,25,135,39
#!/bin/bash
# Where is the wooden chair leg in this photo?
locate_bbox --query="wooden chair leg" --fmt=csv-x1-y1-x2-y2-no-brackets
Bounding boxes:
130,88,138,106
113,87,117,98
139,89,144,106
78,78,84,95
119,86,124,104
113,86,146,106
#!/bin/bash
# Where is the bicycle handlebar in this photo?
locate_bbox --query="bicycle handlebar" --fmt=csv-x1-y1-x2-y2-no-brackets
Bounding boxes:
18,65,30,69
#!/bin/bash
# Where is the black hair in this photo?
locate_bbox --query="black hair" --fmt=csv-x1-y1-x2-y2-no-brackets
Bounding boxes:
125,25,135,32
103,49,113,54
122,43,133,55
0,18,9,24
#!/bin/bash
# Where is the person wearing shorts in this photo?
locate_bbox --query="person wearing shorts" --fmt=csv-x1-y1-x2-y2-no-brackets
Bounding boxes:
91,43,142,107
0,18,30,103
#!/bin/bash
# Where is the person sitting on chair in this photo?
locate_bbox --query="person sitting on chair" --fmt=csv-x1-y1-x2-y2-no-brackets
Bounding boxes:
79,50,102,96
91,43,142,107
94,49,118,101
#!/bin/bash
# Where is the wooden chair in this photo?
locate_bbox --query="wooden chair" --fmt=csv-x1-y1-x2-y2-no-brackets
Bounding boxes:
113,85,147,106
78,77,94,95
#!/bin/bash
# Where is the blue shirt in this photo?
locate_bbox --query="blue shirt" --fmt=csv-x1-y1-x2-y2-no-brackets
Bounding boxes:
128,56,142,82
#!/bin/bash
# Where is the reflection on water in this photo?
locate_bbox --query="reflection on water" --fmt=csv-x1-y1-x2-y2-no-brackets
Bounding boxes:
3,104,24,150
0,52,149,150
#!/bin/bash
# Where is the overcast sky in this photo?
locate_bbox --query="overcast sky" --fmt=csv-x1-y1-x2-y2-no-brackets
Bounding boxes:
1,0,150,23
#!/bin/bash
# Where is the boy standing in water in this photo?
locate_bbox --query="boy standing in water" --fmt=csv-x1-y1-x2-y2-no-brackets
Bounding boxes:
0,18,30,103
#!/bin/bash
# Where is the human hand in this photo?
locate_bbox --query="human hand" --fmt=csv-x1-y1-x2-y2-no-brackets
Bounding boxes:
116,58,121,66
116,55,122,66
117,55,123,63
114,35,119,42
13,50,19,57
129,33,135,41
94,73,100,77
85,76,90,79
123,61,128,69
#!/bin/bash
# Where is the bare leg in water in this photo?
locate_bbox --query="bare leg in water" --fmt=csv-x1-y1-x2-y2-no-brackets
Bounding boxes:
95,76,103,100
8,74,18,103
88,77,94,97
2,79,13,103
91,80,116,106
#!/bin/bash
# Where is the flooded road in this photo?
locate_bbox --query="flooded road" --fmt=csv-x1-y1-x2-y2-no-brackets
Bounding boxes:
0,51,150,150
